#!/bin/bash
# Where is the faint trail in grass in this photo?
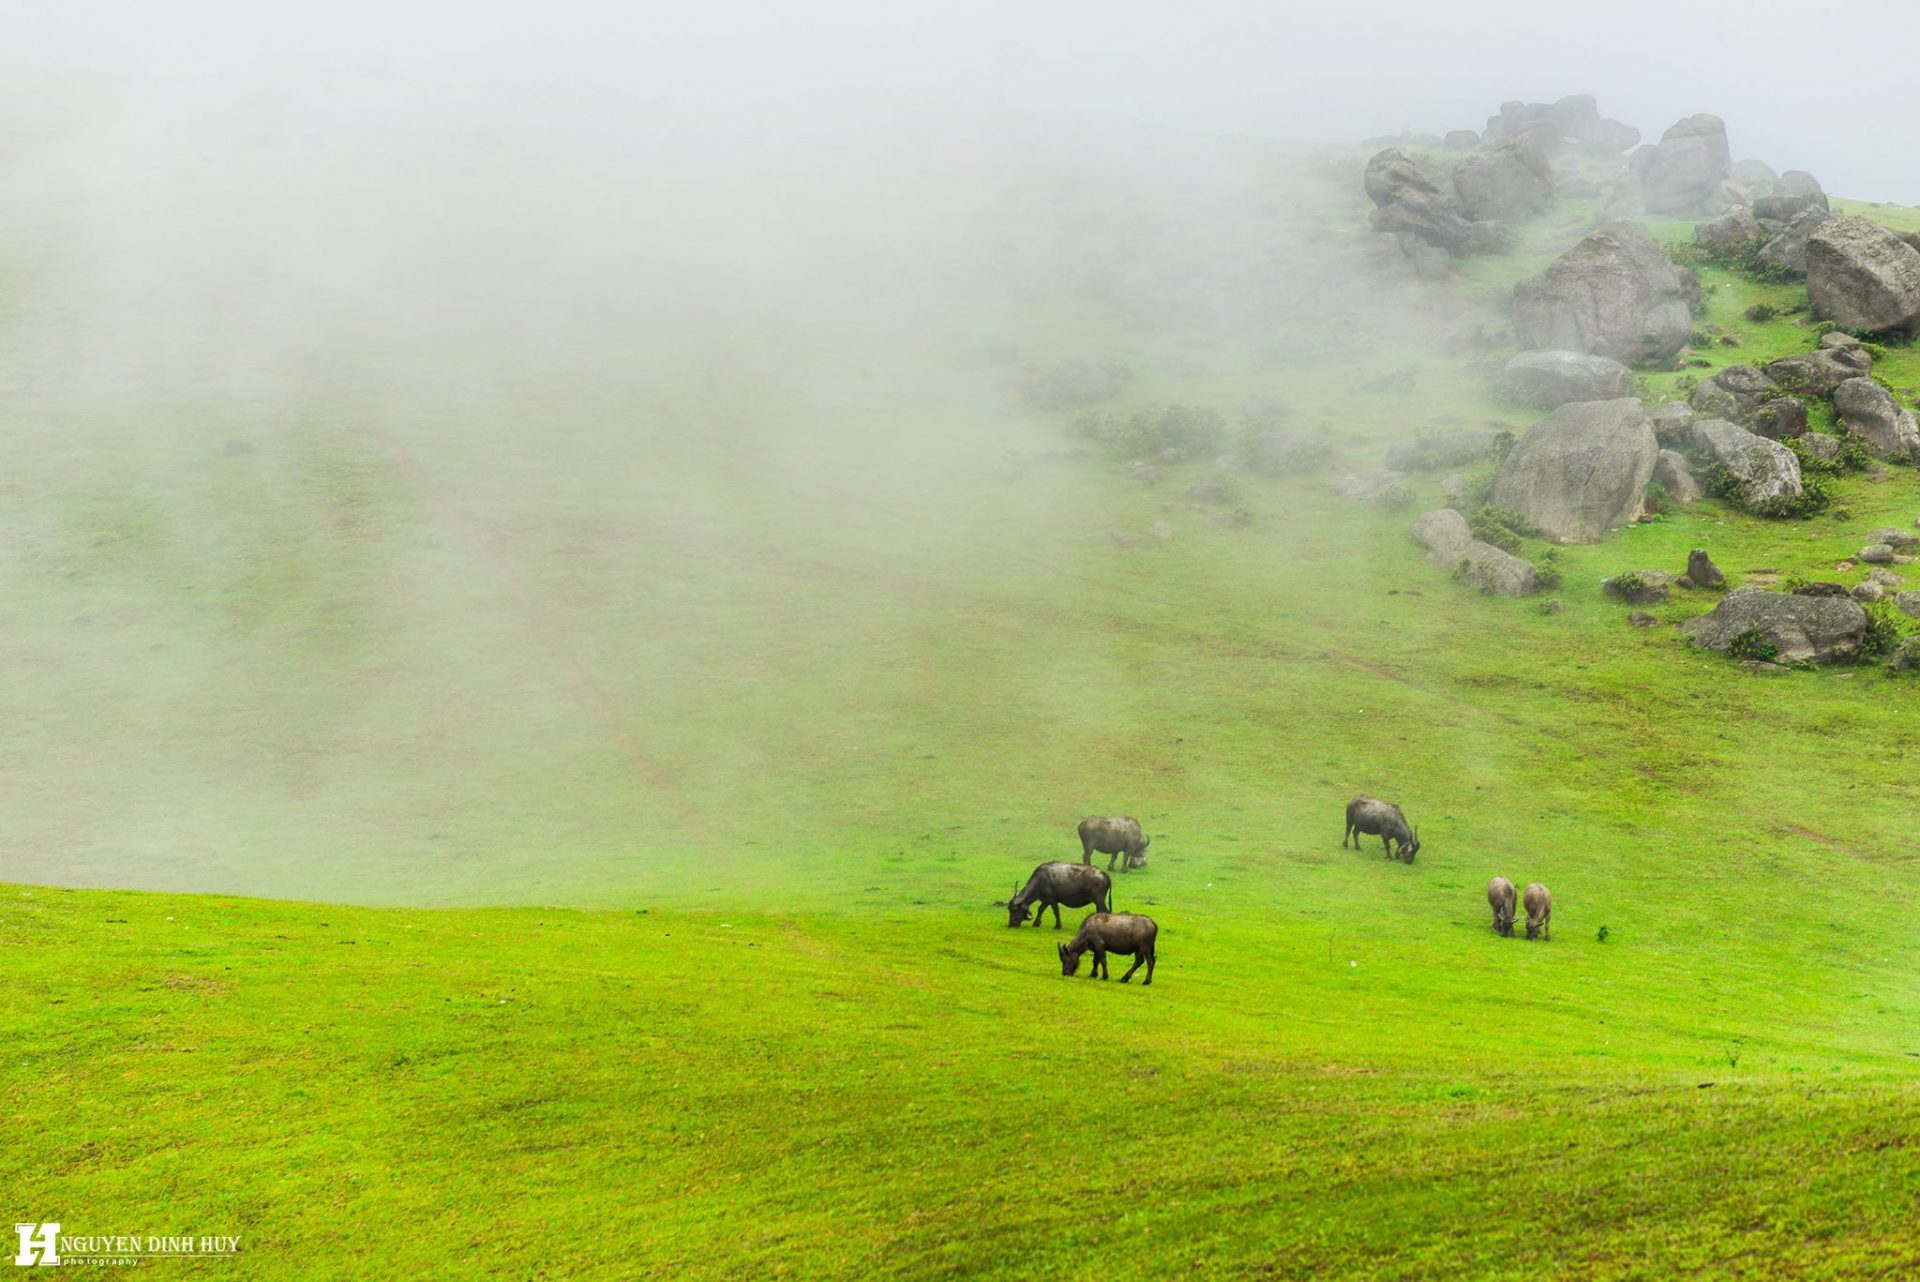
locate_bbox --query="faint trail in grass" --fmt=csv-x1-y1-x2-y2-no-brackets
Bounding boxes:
363,423,713,849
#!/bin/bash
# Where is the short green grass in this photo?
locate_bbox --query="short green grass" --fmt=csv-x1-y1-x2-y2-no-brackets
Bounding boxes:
6,138,1920,1277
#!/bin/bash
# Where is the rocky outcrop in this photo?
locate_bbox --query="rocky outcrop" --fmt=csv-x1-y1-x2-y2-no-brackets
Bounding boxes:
1453,141,1554,223
1502,349,1633,407
1833,377,1920,461
1490,399,1657,543
1733,159,1778,185
1409,508,1538,596
1365,149,1478,254
1681,588,1866,663
1756,207,1833,278
1511,221,1695,366
1805,216,1920,335
1635,114,1733,216
1753,171,1828,223
1697,211,1765,252
1689,418,1803,507
1764,334,1872,397
1483,95,1638,155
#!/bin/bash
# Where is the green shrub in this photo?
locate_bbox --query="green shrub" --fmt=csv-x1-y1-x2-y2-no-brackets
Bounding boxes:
1857,601,1904,661
1703,462,1832,518
1726,627,1778,662
1467,504,1536,553
1070,404,1225,461
1534,549,1563,593
1744,301,1779,323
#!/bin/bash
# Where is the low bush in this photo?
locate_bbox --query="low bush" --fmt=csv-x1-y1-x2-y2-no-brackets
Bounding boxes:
1726,626,1778,662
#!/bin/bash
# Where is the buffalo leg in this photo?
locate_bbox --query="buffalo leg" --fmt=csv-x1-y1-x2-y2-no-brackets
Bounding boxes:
1142,952,1154,985
1051,903,1063,929
1342,824,1351,849
1118,953,1144,983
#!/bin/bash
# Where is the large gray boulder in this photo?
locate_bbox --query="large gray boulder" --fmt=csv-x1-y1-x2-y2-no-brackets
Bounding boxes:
1833,377,1920,461
1636,114,1733,216
1512,221,1695,366
1503,349,1633,407
1805,216,1920,335
1681,588,1866,663
1696,211,1765,252
1453,141,1554,224
1365,149,1477,254
1490,398,1657,543
1689,418,1803,507
1764,334,1872,397
1756,207,1833,278
1733,158,1778,185
1409,508,1539,596
1753,171,1829,222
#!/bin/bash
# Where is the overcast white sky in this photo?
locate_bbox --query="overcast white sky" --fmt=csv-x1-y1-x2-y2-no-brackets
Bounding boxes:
5,1,1919,201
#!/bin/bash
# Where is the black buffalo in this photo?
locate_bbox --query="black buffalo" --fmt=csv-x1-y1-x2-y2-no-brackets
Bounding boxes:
999,861,1113,929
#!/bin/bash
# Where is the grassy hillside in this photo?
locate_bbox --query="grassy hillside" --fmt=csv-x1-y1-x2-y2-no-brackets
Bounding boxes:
6,124,1920,1277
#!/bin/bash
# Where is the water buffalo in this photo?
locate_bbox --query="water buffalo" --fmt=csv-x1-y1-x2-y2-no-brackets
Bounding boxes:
1524,883,1552,941
1343,796,1419,862
1057,912,1157,985
998,861,1113,929
1078,816,1150,872
1487,876,1516,937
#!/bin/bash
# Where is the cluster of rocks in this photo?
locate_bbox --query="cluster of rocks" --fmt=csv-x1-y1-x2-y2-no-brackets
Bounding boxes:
1685,333,1918,461
1362,142,1551,272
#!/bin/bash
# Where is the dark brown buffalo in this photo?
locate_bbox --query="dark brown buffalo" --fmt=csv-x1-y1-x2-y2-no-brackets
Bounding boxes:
998,861,1113,929
1524,883,1552,941
1343,796,1419,862
1057,912,1157,985
1078,816,1150,872
1487,876,1516,937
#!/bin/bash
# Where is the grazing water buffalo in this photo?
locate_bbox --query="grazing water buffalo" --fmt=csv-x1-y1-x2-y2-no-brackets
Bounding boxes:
1078,816,1150,872
1343,796,1420,862
1487,877,1516,937
999,861,1113,929
1057,912,1157,985
1524,883,1552,941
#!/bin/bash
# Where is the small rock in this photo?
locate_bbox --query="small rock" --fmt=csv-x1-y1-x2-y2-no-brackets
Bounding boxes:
1897,591,1920,620
1628,611,1657,627
1860,544,1897,564
1888,636,1920,672
1538,598,1565,615
1851,581,1887,602
1148,521,1174,541
1869,566,1903,587
1868,527,1920,548
1687,548,1726,589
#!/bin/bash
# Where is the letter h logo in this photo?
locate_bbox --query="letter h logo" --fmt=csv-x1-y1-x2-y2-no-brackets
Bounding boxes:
14,1223,60,1267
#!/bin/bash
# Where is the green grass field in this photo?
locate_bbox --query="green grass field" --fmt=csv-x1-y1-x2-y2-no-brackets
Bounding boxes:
5,129,1920,1277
